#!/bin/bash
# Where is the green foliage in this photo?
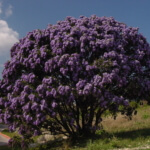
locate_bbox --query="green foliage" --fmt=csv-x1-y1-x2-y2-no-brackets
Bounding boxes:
8,135,34,150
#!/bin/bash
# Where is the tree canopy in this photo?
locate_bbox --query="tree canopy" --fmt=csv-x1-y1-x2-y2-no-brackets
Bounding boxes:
0,16,150,143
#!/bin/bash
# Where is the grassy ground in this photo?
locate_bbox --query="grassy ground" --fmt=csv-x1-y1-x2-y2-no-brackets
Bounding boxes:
1,103,150,150
1,129,18,138
71,104,150,150
32,104,150,150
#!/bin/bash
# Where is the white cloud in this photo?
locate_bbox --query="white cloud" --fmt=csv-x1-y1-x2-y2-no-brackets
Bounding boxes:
5,4,13,17
0,3,18,77
0,20,19,56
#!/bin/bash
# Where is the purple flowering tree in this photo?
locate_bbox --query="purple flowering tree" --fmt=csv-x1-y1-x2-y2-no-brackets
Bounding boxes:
0,16,150,140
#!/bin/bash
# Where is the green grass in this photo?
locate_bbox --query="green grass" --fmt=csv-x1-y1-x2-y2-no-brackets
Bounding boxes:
1,129,18,138
142,114,150,119
30,130,150,150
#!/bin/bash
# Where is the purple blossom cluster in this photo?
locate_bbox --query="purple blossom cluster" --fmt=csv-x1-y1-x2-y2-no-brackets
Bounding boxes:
0,15,150,138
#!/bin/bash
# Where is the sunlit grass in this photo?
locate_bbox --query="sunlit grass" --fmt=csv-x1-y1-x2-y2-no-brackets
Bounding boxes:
1,129,18,138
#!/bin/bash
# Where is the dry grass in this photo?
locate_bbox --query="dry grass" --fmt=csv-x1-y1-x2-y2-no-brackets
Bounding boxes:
102,104,150,133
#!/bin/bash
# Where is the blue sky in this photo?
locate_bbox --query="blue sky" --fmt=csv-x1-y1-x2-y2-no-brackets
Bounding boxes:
0,0,150,77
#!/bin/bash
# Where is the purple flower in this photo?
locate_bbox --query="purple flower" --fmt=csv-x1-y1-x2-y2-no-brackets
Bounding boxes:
52,102,57,108
51,88,57,98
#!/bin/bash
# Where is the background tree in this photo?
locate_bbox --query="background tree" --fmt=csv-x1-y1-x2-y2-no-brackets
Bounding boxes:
0,16,150,143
